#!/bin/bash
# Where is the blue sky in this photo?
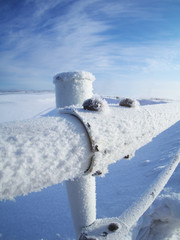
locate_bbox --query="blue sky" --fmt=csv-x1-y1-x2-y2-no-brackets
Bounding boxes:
0,0,180,99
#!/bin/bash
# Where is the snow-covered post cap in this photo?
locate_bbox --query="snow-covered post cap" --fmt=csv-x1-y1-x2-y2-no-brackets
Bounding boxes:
53,71,95,83
53,71,95,108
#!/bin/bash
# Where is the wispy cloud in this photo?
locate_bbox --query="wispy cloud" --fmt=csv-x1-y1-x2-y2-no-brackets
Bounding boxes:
0,0,180,99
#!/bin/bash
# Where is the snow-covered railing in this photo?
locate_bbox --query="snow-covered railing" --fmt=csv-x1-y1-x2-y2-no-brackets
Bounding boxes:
0,71,180,239
62,102,180,176
0,114,92,199
83,151,180,240
1,102,180,197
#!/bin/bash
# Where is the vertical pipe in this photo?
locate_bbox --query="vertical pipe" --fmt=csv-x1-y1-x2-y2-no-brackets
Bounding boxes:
66,175,96,237
53,71,96,239
53,71,95,108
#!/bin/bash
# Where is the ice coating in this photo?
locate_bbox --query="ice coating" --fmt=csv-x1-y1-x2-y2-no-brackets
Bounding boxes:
53,71,95,84
0,102,180,200
0,115,92,200
74,102,180,175
53,71,95,108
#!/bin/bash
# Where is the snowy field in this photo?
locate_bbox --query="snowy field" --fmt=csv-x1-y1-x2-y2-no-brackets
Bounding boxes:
0,91,180,240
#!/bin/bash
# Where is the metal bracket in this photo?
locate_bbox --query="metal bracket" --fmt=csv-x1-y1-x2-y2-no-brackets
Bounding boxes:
60,108,99,175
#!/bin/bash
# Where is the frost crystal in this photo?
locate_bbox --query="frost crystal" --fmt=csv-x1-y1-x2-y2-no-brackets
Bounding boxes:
53,71,95,84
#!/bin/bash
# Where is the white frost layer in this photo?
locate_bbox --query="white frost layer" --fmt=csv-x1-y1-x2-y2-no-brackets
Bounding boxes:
73,102,180,175
0,115,91,200
54,71,94,108
0,102,180,201
66,175,96,238
53,71,95,84
84,151,180,239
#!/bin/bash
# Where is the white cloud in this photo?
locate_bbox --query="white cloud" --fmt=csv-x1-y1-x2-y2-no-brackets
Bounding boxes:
0,0,180,100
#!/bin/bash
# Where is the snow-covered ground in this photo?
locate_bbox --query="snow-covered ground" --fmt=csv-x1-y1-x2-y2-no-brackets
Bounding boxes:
0,92,180,240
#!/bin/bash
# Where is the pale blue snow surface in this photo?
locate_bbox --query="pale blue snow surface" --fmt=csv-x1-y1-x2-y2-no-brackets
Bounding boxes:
0,92,180,240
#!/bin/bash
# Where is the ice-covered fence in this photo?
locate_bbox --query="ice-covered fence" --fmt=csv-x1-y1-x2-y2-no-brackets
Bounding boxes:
1,70,180,239
0,102,180,201
65,102,180,176
0,114,91,200
83,151,180,240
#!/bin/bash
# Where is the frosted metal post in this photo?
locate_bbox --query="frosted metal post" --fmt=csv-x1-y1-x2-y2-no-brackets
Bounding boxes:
66,175,96,237
53,71,96,239
53,71,95,108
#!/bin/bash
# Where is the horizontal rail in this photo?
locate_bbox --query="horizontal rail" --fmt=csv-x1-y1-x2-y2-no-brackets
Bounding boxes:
0,102,180,200
83,151,180,239
0,114,92,200
70,102,180,175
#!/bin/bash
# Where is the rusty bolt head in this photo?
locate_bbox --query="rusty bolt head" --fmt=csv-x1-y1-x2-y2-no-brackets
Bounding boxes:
119,98,134,107
108,223,119,232
83,98,103,111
